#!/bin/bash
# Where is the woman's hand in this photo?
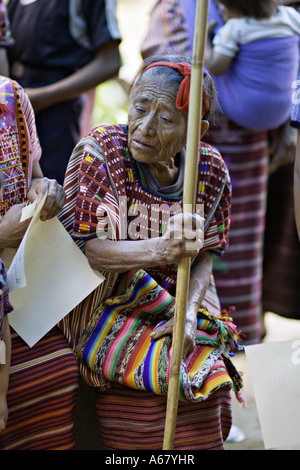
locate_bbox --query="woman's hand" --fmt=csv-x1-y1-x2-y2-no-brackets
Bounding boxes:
150,251,212,358
158,212,204,263
27,177,66,221
150,309,197,358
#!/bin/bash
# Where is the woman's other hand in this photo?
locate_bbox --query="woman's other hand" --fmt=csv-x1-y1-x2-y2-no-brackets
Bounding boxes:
150,310,197,358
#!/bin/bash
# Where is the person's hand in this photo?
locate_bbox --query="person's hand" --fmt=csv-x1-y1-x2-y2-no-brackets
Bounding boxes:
27,177,66,221
158,212,204,263
0,394,8,434
150,307,197,358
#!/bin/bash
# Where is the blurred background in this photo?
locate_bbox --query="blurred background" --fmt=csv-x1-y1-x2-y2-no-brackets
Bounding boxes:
90,0,156,128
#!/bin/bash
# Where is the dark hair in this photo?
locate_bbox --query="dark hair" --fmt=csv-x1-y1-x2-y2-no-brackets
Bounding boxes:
218,0,278,18
130,54,219,121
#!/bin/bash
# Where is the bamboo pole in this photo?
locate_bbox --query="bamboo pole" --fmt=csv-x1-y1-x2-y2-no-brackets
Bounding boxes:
162,0,209,450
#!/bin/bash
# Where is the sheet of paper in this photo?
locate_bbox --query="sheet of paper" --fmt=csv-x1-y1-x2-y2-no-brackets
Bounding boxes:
6,196,104,347
245,340,300,449
3,197,44,292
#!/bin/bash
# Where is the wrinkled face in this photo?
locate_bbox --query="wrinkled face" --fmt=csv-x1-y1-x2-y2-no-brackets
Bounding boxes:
128,72,188,166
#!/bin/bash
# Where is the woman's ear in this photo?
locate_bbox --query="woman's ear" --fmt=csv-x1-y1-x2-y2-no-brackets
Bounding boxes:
200,120,209,138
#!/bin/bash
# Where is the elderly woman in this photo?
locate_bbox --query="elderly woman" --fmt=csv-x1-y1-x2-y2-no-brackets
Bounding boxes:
59,55,242,450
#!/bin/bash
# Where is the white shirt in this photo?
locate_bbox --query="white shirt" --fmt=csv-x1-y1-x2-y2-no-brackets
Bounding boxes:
213,5,300,57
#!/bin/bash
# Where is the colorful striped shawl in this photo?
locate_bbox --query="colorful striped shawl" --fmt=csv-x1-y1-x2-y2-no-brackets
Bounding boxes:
76,269,242,402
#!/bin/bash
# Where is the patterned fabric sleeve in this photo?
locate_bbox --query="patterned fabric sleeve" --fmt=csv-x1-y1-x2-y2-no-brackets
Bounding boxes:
17,82,41,186
73,128,126,241
18,83,41,164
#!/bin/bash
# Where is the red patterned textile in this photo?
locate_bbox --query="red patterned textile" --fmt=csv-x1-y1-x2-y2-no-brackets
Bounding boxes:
0,329,78,450
95,383,232,450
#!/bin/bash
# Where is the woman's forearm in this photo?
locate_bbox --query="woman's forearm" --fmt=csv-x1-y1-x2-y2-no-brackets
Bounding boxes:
85,212,205,273
186,251,212,316
85,237,165,272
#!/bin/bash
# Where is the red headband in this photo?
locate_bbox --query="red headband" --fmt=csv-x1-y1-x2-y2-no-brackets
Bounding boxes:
143,61,210,116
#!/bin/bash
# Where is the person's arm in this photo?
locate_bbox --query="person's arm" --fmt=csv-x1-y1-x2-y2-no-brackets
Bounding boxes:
0,161,66,249
204,21,233,76
152,250,212,355
85,213,204,272
85,212,206,357
0,315,11,434
25,41,121,114
294,131,300,240
150,250,212,357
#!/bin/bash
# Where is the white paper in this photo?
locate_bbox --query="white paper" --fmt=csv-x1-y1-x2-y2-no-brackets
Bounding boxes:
6,197,44,292
20,200,37,222
245,340,300,449
6,196,104,347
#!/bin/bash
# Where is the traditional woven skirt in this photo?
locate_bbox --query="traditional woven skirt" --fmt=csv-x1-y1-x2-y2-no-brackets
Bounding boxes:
0,327,79,450
95,383,232,450
263,162,300,319
204,117,269,345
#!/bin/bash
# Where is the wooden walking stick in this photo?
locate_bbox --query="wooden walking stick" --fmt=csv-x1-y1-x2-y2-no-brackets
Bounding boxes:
162,0,209,450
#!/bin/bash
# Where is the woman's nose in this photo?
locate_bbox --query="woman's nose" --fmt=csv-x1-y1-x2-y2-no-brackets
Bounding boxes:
139,114,156,136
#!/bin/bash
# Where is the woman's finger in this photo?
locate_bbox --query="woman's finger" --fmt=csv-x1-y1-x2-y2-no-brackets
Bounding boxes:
150,319,174,339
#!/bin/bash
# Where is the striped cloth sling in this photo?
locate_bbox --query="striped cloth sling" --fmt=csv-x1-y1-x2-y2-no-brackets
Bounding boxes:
76,268,243,403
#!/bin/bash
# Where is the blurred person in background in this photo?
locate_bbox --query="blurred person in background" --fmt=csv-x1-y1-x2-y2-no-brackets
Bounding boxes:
6,0,122,185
